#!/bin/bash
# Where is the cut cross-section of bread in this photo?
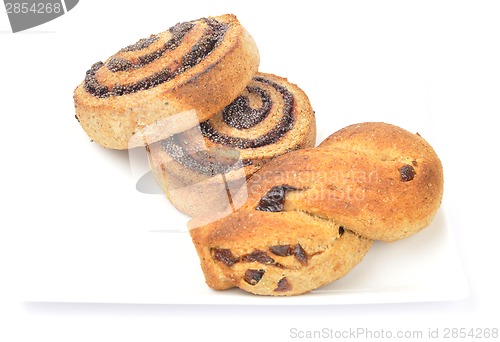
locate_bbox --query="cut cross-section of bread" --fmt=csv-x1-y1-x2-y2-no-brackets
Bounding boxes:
147,73,316,217
74,14,260,149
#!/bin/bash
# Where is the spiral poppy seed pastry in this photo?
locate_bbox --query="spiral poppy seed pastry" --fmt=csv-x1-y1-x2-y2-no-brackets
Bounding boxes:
74,14,260,149
189,122,443,296
147,72,316,217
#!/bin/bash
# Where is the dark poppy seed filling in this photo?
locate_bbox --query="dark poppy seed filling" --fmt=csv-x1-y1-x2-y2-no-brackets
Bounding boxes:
160,134,242,177
106,58,134,72
160,76,296,176
84,62,107,97
200,76,295,149
121,21,193,70
182,18,227,70
222,86,272,129
84,19,227,98
121,35,159,52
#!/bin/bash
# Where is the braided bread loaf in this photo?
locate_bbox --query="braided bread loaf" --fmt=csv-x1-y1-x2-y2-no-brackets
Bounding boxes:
189,122,444,296
74,14,259,149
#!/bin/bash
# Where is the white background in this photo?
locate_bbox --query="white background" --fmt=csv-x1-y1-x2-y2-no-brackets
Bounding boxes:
1,0,499,341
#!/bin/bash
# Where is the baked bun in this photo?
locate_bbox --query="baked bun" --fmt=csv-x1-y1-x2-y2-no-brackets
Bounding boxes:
315,122,444,241
148,73,316,217
74,14,260,149
189,122,444,295
190,210,372,295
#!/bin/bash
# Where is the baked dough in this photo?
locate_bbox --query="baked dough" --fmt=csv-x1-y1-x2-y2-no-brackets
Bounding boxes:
191,210,372,295
189,122,444,295
147,73,316,217
74,14,260,149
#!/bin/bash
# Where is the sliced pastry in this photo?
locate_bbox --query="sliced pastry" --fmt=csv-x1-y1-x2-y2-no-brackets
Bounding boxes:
147,72,316,217
74,14,260,149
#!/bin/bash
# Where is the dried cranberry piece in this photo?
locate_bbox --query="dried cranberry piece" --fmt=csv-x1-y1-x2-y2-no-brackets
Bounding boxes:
211,248,237,267
244,269,265,285
256,185,299,212
399,164,416,182
274,277,292,292
269,245,293,256
293,244,308,265
241,250,275,264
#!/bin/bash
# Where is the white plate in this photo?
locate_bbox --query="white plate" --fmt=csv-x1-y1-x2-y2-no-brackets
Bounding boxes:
11,17,468,304
21,168,468,305
17,103,469,305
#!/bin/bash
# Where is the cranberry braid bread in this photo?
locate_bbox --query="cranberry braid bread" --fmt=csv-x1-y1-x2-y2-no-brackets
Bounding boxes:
74,14,259,149
189,122,444,296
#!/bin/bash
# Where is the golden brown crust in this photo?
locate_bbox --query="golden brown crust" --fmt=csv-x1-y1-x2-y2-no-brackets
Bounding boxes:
188,122,444,295
148,72,316,217
74,14,260,149
317,122,444,241
237,122,444,242
190,211,372,295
